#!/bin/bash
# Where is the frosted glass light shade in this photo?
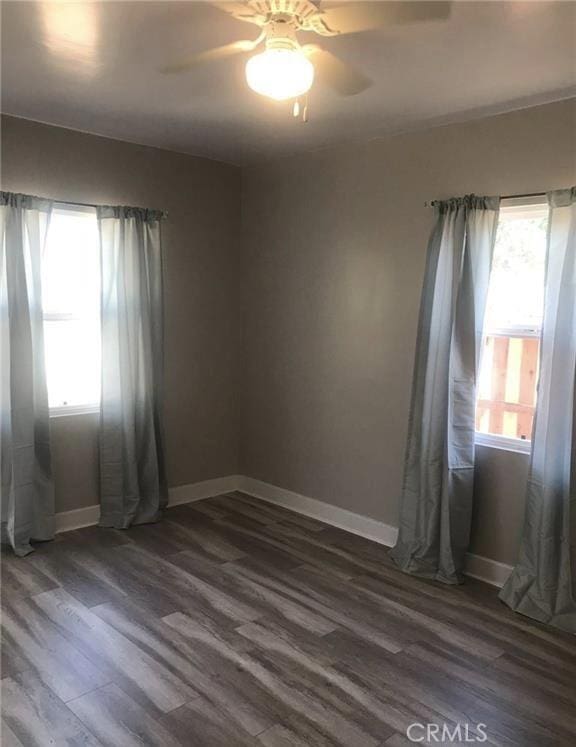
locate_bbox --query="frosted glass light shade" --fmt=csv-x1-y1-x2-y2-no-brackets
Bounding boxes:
245,48,314,101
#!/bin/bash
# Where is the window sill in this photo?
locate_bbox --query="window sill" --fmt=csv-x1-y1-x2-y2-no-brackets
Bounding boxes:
475,432,531,455
49,404,100,418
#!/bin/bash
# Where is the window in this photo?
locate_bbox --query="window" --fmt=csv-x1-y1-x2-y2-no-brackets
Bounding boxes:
42,205,100,414
475,200,548,451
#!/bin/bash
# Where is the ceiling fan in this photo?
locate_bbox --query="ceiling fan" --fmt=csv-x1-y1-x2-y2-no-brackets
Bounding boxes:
162,1,451,102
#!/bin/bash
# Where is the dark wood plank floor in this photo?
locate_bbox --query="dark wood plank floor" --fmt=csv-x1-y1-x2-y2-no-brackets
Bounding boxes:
2,492,576,746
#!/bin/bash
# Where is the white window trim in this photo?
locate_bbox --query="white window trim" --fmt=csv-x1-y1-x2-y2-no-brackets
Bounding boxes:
474,200,546,454
54,202,96,217
43,312,79,323
49,403,100,418
44,204,101,417
475,431,531,455
499,197,548,219
485,326,540,339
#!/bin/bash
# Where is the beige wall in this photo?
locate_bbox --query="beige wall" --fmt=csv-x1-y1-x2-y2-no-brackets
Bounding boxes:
1,115,241,513
3,101,575,565
240,99,576,565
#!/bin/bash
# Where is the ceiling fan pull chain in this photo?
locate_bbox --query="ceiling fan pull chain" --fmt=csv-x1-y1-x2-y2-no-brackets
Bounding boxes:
302,93,309,123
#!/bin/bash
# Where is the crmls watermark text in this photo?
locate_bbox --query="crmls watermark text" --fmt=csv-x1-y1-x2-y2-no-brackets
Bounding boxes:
406,722,488,743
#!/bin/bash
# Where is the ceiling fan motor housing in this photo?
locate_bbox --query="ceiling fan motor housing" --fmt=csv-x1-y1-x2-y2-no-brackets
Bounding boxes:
248,0,338,36
265,18,300,51
249,0,320,26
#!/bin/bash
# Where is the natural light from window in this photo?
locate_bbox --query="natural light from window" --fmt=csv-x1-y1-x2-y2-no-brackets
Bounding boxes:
42,206,100,411
475,201,548,446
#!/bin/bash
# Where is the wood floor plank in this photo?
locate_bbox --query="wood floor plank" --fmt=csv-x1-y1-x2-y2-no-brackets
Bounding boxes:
95,596,253,678
162,609,381,744
333,658,502,746
67,682,181,747
225,558,403,652
167,549,339,635
161,697,259,746
405,641,576,741
1,596,110,701
92,599,279,737
233,654,380,746
257,716,341,746
161,612,290,736
123,544,261,627
235,624,397,743
1,671,102,746
218,518,363,581
91,599,223,679
184,499,230,521
314,569,504,661
491,651,576,700
0,719,27,747
354,572,576,672
54,525,131,551
189,519,303,572
1,629,31,681
209,494,286,525
384,733,436,747
3,492,576,747
225,563,339,636
343,647,564,747
55,543,186,618
164,518,248,562
27,547,128,609
1,551,58,600
232,492,329,533
31,588,197,715
118,521,191,556
237,617,341,667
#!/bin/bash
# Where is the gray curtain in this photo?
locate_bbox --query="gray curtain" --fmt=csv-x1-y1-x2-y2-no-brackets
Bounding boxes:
0,192,55,556
390,195,500,584
500,187,576,633
97,206,167,528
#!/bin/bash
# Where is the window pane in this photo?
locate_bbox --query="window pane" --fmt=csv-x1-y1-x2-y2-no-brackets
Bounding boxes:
476,204,547,442
44,319,100,408
483,211,547,332
476,334,539,440
43,209,99,317
42,208,100,409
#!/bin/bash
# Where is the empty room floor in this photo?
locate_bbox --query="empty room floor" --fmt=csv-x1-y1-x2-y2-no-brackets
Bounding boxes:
2,492,576,746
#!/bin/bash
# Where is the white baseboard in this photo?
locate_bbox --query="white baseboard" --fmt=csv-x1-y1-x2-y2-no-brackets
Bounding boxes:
53,472,512,588
238,476,513,588
54,475,242,534
55,504,101,534
238,476,398,546
168,475,242,507
463,552,513,588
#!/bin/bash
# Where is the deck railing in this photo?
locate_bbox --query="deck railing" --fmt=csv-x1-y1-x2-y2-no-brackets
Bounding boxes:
475,334,539,441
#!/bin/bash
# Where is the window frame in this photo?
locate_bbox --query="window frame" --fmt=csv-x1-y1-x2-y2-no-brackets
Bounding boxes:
43,202,101,418
474,198,547,455
49,403,100,419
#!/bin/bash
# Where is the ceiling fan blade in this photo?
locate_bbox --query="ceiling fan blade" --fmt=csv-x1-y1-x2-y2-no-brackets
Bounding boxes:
305,45,372,96
320,1,451,35
161,38,261,74
211,2,263,25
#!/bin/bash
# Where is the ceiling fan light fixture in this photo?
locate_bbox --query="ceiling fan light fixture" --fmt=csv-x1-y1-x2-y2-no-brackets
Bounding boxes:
245,47,314,101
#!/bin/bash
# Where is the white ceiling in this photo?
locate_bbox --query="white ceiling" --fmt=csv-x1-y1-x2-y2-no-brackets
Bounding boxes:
2,1,575,165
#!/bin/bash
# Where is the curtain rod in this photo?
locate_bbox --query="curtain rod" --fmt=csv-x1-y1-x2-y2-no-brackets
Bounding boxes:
500,191,546,200
54,197,168,217
424,191,546,207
